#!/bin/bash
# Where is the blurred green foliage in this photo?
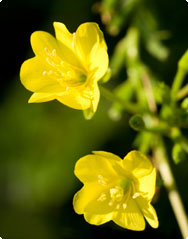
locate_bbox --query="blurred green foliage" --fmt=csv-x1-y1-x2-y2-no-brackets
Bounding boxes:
1,0,188,238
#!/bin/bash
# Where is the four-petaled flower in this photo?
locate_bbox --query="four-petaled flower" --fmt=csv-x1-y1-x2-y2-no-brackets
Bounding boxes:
73,150,159,230
20,22,109,113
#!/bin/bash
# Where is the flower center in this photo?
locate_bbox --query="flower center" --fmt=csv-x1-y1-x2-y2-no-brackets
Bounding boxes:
109,178,131,202
107,178,131,208
43,47,87,88
80,74,87,83
110,186,124,202
120,178,130,191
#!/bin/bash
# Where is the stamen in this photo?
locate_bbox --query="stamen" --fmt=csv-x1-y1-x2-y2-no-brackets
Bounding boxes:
52,49,56,56
110,186,124,201
97,193,107,202
44,46,87,88
132,192,140,199
123,203,127,209
116,204,120,210
44,47,50,55
46,57,56,67
97,175,107,186
108,201,113,206
98,179,107,186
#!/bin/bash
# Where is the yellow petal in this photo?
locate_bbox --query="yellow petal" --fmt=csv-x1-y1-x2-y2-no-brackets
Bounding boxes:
53,22,83,68
20,57,64,93
29,92,56,103
123,151,153,178
84,212,113,226
136,196,159,228
144,204,159,228
73,183,102,215
73,183,114,226
83,187,115,225
31,30,81,69
90,83,100,113
92,151,122,162
91,46,109,81
75,22,109,81
84,188,116,214
62,82,99,112
74,153,119,183
57,87,91,110
53,22,73,49
31,31,59,57
113,198,145,230
75,22,101,62
137,168,156,201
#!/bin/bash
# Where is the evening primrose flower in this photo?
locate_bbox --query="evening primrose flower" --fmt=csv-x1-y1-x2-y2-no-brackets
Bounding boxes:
20,22,109,113
73,150,159,230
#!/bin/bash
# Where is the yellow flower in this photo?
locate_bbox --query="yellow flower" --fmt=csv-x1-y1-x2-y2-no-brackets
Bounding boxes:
20,22,109,112
73,150,159,230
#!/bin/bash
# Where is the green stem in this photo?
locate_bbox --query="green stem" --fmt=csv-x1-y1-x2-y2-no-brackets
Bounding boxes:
141,70,157,113
171,69,186,103
100,85,142,114
154,138,188,238
177,83,188,100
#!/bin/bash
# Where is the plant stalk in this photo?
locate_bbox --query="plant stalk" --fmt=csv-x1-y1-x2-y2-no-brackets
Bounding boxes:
171,69,186,103
154,138,188,239
141,71,157,113
177,83,188,100
100,85,142,114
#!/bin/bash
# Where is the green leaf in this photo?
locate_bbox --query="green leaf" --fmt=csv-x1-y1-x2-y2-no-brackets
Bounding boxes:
171,50,188,101
178,50,188,71
136,8,169,61
181,97,188,109
172,143,186,164
160,105,188,128
153,81,171,104
145,37,169,61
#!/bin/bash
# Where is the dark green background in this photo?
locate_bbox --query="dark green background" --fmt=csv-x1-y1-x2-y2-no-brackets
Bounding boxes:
1,0,188,238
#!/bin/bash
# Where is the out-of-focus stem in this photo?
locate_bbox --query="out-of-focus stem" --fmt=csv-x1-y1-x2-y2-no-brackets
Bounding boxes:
171,70,186,103
141,71,157,113
177,83,188,100
154,138,188,239
142,71,188,237
100,85,141,114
